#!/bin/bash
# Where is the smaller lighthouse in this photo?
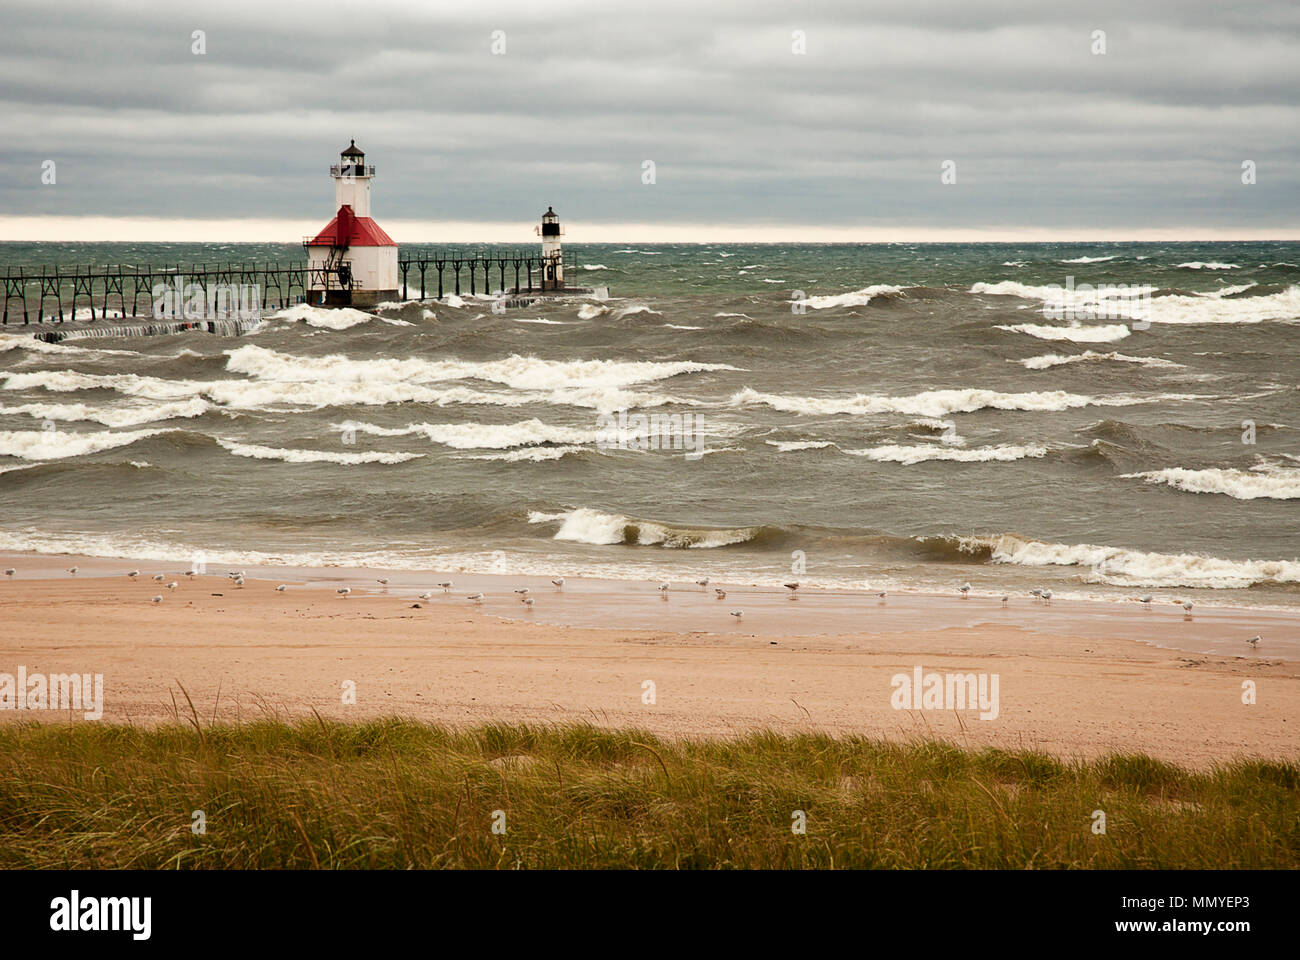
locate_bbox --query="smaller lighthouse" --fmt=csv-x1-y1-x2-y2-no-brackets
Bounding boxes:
539,206,564,291
305,140,399,307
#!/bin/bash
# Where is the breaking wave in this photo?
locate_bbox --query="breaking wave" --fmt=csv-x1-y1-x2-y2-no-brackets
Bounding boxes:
1017,351,1183,370
964,533,1300,589
215,439,424,465
1122,464,1300,500
729,386,1153,418
841,443,1048,464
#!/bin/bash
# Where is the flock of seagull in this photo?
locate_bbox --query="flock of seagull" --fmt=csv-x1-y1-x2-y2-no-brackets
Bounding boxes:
0,565,1271,648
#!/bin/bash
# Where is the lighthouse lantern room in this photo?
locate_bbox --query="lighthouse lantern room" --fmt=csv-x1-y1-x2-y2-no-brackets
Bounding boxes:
305,140,399,307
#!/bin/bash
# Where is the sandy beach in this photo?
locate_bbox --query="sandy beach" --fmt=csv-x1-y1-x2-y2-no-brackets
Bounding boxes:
2,551,1295,767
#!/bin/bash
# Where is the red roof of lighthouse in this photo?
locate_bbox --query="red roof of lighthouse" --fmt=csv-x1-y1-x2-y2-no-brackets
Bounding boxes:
306,205,396,247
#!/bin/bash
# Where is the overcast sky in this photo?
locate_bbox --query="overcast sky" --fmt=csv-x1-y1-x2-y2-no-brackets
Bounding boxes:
2,0,1297,241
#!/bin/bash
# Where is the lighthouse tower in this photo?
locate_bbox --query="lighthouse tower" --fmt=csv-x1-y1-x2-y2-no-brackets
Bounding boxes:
539,206,564,291
304,140,399,307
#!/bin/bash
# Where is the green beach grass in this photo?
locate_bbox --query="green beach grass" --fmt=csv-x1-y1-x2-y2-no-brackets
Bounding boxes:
1,718,1296,869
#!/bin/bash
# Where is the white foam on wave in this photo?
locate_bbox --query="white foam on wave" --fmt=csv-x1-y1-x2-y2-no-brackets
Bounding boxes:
997,323,1132,343
2,369,203,400
0,427,172,460
1140,286,1300,325
216,438,423,465
1017,351,1183,370
225,344,736,391
0,334,139,358
577,304,608,319
1200,282,1258,298
977,279,1300,326
581,264,609,271
616,305,662,318
271,304,411,330
2,367,681,415
0,398,210,427
765,439,837,452
536,506,757,549
793,284,909,310
1059,255,1118,264
337,418,608,450
664,323,702,330
729,386,1152,418
457,446,590,462
1176,262,1239,270
512,317,574,325
1122,464,1300,500
842,443,1048,464
970,533,1300,589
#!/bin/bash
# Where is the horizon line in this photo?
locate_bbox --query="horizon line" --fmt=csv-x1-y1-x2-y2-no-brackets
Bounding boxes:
2,217,1299,244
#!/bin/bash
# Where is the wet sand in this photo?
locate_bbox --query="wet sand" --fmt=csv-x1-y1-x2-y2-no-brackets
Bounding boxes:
1,551,1297,766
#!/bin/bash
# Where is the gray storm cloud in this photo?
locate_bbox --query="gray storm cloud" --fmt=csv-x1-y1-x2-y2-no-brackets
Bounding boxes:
1,0,1296,232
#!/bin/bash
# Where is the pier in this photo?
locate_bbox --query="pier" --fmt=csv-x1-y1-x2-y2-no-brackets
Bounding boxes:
0,262,348,326
397,250,581,300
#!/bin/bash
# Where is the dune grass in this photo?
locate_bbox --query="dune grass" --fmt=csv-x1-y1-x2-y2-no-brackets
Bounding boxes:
0,718,1295,869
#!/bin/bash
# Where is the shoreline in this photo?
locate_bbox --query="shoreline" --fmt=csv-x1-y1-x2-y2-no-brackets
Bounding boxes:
2,548,1296,659
2,548,1296,768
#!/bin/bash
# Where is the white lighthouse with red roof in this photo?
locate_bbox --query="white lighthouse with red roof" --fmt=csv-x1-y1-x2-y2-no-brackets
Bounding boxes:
304,140,398,307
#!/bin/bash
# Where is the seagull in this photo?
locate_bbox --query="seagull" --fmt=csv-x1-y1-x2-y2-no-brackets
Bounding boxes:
730,610,743,619
783,582,799,593
658,583,670,593
337,587,351,598
438,581,452,592
234,577,244,588
127,570,139,578
467,593,484,602
166,581,178,590
1247,635,1261,647
1139,595,1153,605
514,588,530,596
522,597,535,607
1000,595,1009,603
959,582,971,597
695,578,709,588
150,595,162,603
153,574,166,582
3,569,14,577
1030,589,1042,598
276,584,287,592
876,591,887,600
228,570,244,580
715,589,727,600
1182,601,1194,613
376,578,389,586
186,569,197,578
551,578,564,589
67,566,78,575
418,591,433,601
1042,589,1053,602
